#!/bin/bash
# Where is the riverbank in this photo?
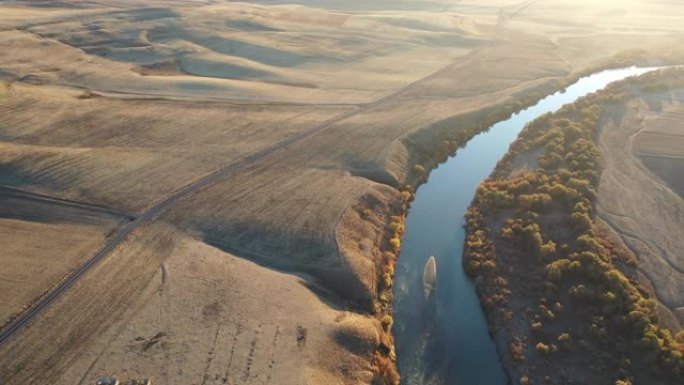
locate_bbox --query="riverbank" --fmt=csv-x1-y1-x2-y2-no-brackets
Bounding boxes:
386,63,684,385
464,67,684,384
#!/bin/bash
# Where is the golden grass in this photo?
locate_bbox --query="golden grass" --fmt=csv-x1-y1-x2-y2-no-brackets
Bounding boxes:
2,0,684,384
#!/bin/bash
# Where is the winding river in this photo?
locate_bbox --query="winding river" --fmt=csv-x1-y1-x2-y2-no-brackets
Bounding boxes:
392,66,660,385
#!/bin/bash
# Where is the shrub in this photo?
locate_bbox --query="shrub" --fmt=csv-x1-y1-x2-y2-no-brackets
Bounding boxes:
510,337,525,362
389,237,401,252
400,190,413,203
381,315,394,331
518,193,552,210
558,333,571,343
676,330,684,344
382,273,393,289
374,352,400,385
576,233,599,251
570,211,593,232
381,251,396,265
388,221,404,234
539,153,562,169
536,342,550,355
540,241,557,257
546,259,570,281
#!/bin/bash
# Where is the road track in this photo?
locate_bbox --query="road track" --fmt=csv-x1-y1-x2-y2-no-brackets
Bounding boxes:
0,54,471,345
0,185,134,219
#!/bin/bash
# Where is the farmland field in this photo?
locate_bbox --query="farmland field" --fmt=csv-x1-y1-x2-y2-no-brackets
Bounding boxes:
1,1,684,384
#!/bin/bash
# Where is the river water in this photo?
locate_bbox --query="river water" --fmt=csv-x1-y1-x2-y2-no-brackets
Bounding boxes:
392,66,660,385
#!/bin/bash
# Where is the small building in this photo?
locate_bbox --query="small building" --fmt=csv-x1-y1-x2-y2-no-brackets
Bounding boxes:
128,380,152,385
95,375,152,385
96,376,119,385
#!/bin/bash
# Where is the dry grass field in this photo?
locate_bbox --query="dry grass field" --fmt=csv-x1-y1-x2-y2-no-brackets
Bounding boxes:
632,98,684,196
598,91,684,327
0,186,129,327
1,0,684,384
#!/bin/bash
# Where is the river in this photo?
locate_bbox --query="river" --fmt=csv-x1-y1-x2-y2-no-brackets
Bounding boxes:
392,66,661,385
